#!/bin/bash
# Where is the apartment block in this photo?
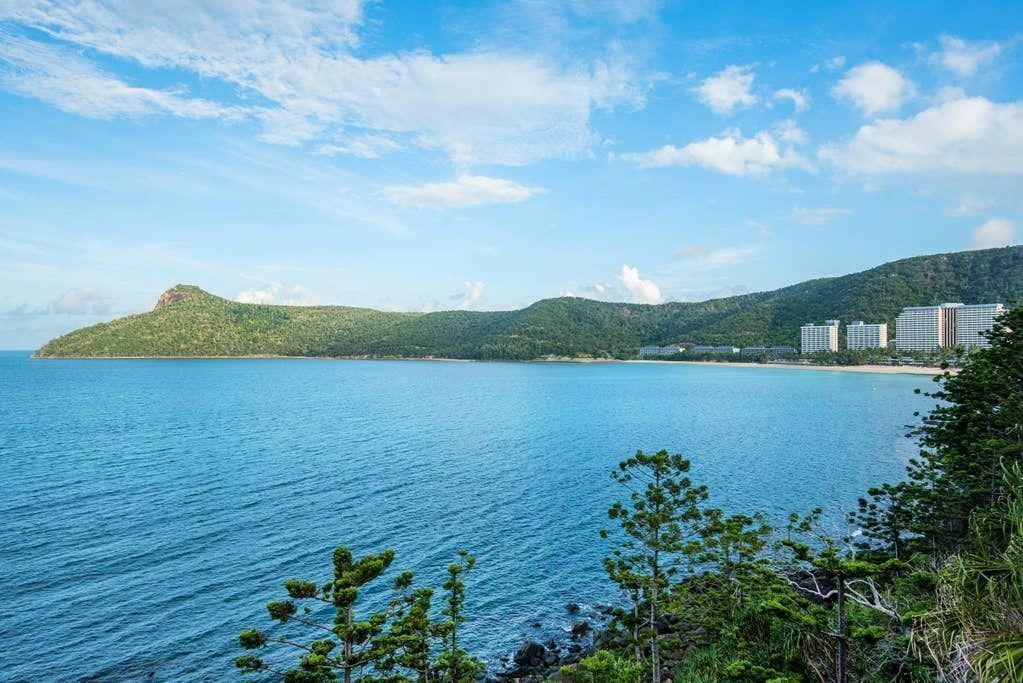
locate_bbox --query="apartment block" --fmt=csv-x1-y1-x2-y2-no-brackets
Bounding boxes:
801,320,839,353
846,321,888,349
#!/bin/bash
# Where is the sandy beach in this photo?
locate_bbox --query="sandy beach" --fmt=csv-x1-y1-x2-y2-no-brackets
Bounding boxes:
625,359,950,375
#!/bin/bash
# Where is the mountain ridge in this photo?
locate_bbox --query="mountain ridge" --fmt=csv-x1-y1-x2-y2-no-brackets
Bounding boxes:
34,245,1023,359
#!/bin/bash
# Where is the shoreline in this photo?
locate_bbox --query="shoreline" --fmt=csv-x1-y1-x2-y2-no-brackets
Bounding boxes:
28,353,950,375
624,359,949,375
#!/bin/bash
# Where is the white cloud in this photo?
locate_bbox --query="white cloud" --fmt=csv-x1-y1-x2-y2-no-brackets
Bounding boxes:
831,61,914,115
820,96,1023,175
453,281,486,309
811,56,846,73
317,135,400,159
0,1,647,165
775,119,808,144
934,35,1007,77
51,287,112,314
622,129,809,177
970,218,1016,249
674,245,759,269
0,35,239,121
794,207,852,225
693,65,758,115
618,264,662,304
773,88,809,111
947,195,994,216
385,175,545,208
235,282,308,305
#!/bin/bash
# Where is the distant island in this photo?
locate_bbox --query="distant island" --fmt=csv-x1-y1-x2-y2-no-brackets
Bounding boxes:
34,245,1023,359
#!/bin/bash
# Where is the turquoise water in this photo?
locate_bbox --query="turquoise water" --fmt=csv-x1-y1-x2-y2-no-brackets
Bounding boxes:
0,352,933,681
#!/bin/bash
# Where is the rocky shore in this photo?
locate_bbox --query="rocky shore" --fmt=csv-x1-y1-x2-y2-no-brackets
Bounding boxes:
486,603,615,682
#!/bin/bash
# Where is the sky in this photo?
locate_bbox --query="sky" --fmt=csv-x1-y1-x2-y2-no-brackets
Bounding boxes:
1,1,1022,348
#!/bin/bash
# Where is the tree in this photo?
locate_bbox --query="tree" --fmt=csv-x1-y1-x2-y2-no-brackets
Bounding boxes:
601,449,708,682
883,308,1023,556
237,547,396,682
913,463,1023,681
368,571,434,682
435,550,484,683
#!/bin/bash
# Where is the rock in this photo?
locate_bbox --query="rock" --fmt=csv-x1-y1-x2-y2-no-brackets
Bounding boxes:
570,621,590,639
513,640,546,668
545,638,559,651
565,603,581,613
542,649,559,667
594,602,613,616
531,622,541,629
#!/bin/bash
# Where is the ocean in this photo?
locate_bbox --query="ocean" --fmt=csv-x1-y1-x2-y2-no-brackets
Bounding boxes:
0,352,933,681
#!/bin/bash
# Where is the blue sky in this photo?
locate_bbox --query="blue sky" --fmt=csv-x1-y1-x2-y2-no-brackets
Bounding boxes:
1,1,1021,348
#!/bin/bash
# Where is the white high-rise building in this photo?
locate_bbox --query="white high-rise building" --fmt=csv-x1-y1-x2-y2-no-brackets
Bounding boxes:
954,304,1005,348
895,303,1004,351
801,320,839,353
847,321,888,349
896,305,954,351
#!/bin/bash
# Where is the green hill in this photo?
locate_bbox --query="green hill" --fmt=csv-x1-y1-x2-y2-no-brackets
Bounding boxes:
34,246,1023,359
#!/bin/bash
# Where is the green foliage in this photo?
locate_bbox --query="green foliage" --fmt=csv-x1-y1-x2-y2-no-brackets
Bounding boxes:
602,450,708,681
559,650,645,682
237,547,481,683
35,246,1023,359
435,550,485,683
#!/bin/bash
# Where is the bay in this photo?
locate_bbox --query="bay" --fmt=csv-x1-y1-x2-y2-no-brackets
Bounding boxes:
0,352,933,681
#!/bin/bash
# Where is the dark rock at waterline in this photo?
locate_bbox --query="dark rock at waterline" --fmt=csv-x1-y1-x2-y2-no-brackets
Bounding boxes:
565,603,580,613
513,641,547,668
570,621,590,638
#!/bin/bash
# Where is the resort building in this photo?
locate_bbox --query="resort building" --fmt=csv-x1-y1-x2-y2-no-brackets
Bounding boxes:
741,345,797,357
639,344,686,356
846,321,888,349
954,304,1005,348
895,303,1005,351
801,320,839,354
692,345,740,354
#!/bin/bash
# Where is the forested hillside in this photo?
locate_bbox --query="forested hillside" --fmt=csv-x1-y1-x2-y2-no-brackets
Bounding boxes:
35,246,1023,358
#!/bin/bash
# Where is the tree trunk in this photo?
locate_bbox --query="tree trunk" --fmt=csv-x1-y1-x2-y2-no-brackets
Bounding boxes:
836,572,847,683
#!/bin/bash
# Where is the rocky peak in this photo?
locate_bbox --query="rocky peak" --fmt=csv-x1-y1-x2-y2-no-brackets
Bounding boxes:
154,285,199,310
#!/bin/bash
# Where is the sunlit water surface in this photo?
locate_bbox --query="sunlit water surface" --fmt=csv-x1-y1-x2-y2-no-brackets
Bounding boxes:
0,353,934,681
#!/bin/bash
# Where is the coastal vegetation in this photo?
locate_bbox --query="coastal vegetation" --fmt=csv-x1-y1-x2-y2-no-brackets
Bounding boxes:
240,307,1023,681
37,246,1023,360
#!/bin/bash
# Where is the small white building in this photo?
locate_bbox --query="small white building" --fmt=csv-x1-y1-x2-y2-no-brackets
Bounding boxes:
847,321,888,349
801,320,839,353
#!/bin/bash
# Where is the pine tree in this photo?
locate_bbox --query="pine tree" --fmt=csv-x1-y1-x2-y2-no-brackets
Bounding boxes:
435,550,484,683
601,449,708,682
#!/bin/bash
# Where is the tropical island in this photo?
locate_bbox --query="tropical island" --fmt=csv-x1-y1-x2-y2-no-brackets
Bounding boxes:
33,245,1023,361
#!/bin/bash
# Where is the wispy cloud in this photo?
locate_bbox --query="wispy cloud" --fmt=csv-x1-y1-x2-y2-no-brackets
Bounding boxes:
235,282,310,306
933,34,1010,77
773,88,809,111
0,2,648,166
0,35,241,121
622,129,809,177
452,281,486,309
971,218,1016,249
947,195,995,217
385,175,545,208
793,207,852,225
674,244,760,269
